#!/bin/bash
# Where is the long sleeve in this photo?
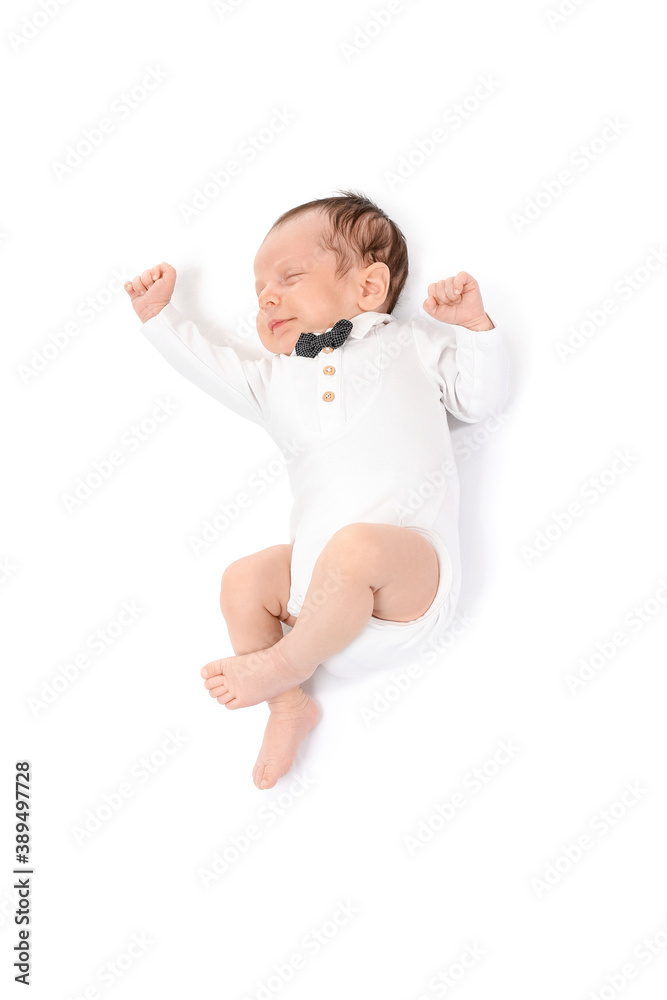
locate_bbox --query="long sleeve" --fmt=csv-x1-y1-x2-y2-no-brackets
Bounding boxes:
139,302,273,428
410,315,510,423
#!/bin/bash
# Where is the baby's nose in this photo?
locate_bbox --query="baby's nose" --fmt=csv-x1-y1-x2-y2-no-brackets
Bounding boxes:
258,285,278,308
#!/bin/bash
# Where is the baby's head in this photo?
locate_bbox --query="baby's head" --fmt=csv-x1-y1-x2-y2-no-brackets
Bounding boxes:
254,190,409,355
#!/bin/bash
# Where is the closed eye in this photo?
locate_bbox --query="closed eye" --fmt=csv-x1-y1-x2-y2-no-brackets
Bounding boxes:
255,273,302,297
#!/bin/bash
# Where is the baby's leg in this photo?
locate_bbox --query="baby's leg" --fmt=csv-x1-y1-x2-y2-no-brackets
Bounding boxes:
214,544,318,790
202,523,439,705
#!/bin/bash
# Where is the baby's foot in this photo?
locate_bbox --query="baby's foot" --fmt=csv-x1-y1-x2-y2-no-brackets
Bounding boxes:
253,686,320,790
201,641,312,709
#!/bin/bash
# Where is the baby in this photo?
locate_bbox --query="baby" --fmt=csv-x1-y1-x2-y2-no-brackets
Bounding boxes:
125,190,510,791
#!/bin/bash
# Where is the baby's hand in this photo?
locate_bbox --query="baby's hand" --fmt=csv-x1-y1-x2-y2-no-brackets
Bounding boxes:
124,262,177,323
423,271,491,330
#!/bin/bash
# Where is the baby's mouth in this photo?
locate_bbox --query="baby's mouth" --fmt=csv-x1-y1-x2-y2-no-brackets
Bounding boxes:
271,318,294,335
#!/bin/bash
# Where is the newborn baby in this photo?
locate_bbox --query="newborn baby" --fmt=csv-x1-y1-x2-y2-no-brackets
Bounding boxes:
125,190,510,791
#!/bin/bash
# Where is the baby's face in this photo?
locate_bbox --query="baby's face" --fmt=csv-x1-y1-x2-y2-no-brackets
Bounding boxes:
254,211,370,356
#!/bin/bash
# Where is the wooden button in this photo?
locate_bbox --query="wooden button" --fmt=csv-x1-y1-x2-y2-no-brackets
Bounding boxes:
322,346,334,353
322,391,335,402
323,365,335,375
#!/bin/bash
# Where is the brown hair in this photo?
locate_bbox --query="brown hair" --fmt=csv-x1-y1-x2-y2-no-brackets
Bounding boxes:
268,189,409,313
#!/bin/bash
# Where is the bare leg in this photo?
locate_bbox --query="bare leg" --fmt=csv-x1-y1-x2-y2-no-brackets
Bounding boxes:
214,544,318,790
202,523,439,708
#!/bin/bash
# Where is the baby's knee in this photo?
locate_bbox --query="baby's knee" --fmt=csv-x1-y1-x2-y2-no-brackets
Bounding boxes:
322,522,381,571
220,544,291,610
219,557,254,610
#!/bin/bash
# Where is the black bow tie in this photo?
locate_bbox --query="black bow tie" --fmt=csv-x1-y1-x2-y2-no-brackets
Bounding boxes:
294,319,353,358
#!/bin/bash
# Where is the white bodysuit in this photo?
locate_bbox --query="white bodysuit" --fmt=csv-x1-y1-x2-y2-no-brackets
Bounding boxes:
140,303,510,676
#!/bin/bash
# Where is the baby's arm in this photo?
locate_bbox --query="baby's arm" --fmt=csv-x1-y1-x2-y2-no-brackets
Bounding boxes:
413,270,510,422
125,262,272,428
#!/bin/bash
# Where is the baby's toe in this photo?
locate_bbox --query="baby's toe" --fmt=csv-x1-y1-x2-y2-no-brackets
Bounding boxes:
217,692,238,708
207,683,228,698
253,758,281,789
201,658,225,680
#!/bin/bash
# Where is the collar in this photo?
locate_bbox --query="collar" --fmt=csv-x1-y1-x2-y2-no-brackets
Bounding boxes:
346,310,393,340
289,311,393,356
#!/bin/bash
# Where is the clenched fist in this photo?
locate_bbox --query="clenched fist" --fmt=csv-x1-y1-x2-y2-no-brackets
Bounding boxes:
423,271,493,330
124,262,177,323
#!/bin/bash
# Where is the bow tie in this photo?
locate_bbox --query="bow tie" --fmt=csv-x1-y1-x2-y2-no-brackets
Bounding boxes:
294,319,353,358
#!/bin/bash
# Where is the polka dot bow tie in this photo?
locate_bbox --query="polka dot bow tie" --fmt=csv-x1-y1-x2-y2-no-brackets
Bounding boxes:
294,319,353,358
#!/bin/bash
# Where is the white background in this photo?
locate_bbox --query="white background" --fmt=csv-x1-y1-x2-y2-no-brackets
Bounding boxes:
2,0,666,997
